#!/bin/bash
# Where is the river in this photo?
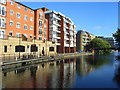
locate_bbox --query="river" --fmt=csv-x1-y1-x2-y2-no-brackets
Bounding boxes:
2,52,120,88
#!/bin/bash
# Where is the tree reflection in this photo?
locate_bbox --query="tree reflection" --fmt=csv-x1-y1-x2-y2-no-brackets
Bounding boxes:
113,59,120,88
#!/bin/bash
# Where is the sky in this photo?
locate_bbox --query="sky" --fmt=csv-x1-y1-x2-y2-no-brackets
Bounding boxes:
21,2,118,37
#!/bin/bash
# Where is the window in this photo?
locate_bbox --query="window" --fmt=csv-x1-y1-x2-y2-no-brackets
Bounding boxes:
39,12,43,19
24,24,27,30
30,10,33,14
39,28,42,34
44,25,46,30
24,15,28,21
16,22,20,28
25,8,28,11
4,46,7,52
17,13,20,18
30,26,33,30
39,37,42,40
10,0,14,5
39,21,42,27
0,0,6,4
49,47,54,51
10,10,14,15
0,5,6,16
30,17,33,22
16,33,20,38
9,20,13,26
17,4,21,9
0,18,6,28
0,30,5,38
9,31,12,36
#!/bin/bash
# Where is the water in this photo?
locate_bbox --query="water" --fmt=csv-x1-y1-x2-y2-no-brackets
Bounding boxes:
2,52,120,88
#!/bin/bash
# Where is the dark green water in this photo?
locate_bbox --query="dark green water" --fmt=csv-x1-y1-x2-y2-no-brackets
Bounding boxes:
2,52,120,88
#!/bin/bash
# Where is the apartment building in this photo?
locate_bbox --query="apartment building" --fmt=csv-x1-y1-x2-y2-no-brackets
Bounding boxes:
6,0,34,40
76,30,95,51
0,0,6,38
34,8,48,40
43,8,76,53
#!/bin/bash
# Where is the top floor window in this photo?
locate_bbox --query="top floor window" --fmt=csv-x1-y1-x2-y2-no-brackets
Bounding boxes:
24,15,28,21
0,0,6,4
39,12,43,19
25,8,28,12
17,4,21,9
10,0,14,5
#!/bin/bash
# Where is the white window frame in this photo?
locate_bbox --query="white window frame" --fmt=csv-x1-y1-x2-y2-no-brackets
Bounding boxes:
16,33,21,38
17,4,21,9
30,26,33,30
0,18,6,28
30,17,33,22
24,24,28,30
16,22,20,28
10,9,14,15
24,15,28,21
16,13,20,18
0,0,6,4
9,20,13,26
10,0,14,5
9,31,13,36
0,5,6,16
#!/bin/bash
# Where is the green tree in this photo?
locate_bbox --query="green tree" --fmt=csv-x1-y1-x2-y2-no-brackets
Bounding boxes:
113,28,120,50
85,38,111,54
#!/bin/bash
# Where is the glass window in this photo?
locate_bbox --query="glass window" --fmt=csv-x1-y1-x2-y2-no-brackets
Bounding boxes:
30,26,33,30
9,20,13,26
16,33,20,38
0,18,6,28
16,23,20,28
17,13,20,18
0,5,6,16
17,4,21,9
25,8,28,11
0,0,6,4
24,15,28,21
39,28,42,35
39,37,42,40
39,21,42,27
10,0,14,5
30,17,33,22
24,24,27,30
10,10,14,15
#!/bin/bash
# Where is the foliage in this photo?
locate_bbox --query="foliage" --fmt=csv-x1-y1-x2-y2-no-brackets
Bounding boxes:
113,28,120,49
85,38,111,54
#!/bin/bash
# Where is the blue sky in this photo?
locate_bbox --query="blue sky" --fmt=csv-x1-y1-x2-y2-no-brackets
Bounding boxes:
21,2,118,37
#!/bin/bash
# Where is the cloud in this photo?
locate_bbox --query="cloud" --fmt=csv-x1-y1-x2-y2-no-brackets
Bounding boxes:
94,26,102,30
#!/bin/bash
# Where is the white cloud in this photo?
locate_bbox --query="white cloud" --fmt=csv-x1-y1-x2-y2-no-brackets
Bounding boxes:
94,26,102,29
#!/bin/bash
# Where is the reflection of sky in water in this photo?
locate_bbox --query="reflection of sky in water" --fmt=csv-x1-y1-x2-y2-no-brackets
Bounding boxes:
2,53,120,88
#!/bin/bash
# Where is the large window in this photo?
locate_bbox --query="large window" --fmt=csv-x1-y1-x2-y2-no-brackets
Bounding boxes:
0,18,6,28
0,0,6,4
4,46,7,53
0,5,6,16
49,47,54,51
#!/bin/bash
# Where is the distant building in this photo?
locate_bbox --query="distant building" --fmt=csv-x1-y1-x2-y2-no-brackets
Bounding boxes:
97,36,115,48
76,30,95,51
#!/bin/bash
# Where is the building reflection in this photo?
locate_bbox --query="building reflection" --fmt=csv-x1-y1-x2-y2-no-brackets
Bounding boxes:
76,55,93,77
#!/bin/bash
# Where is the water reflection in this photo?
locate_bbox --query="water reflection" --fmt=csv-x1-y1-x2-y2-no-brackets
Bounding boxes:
2,54,119,88
113,59,120,88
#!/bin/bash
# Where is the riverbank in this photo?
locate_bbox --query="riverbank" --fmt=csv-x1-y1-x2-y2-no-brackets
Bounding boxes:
1,52,93,70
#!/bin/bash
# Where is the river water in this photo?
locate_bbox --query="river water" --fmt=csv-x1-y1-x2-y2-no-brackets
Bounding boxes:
2,52,120,88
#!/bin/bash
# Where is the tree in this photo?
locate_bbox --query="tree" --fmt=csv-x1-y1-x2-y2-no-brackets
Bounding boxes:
113,28,120,50
85,38,111,54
